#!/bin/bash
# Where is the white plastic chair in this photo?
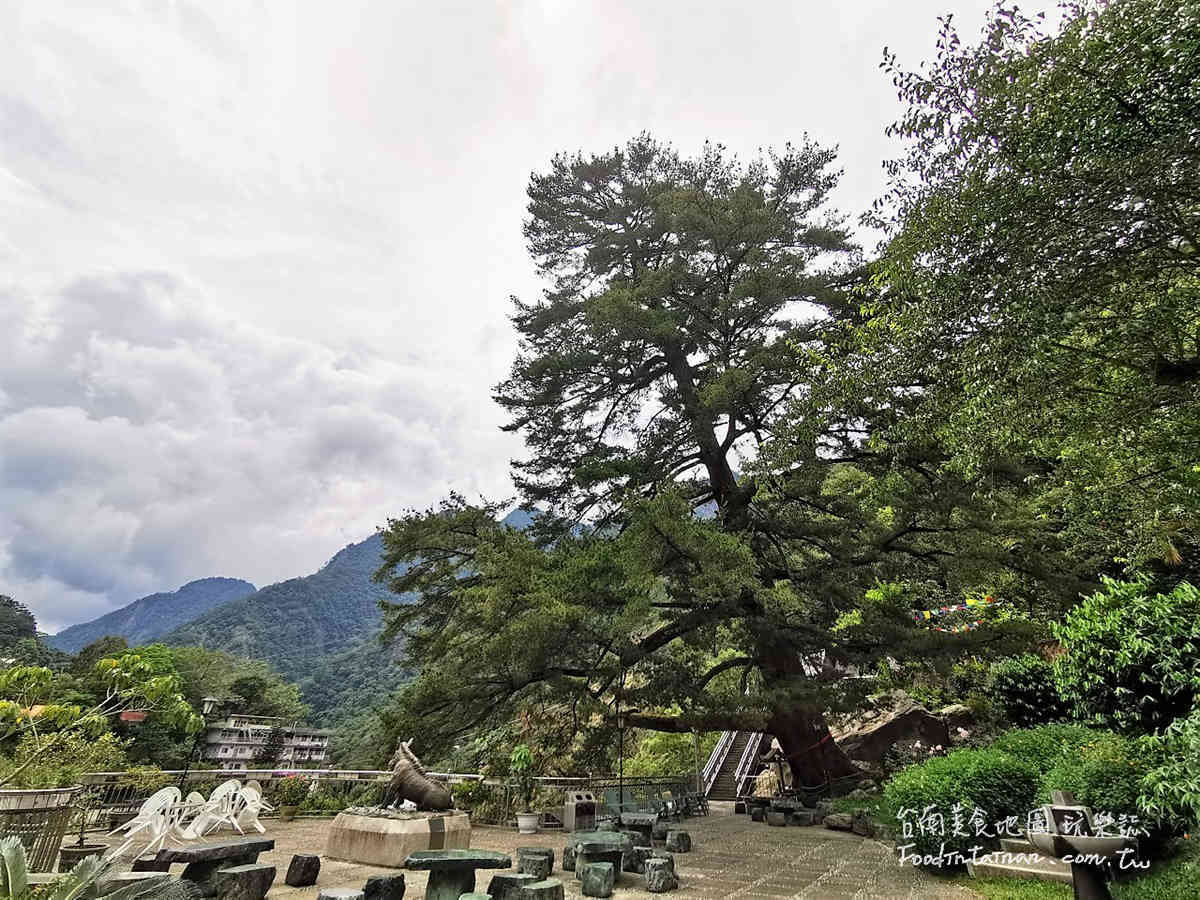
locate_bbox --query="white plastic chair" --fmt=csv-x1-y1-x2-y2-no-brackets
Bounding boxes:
181,780,244,838
234,784,273,834
107,787,181,856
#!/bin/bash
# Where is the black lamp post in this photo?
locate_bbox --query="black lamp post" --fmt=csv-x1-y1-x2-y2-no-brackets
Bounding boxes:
178,696,221,790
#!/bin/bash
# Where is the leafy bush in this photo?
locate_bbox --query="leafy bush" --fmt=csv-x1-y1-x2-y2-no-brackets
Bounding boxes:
882,748,1040,858
1043,732,1147,820
272,775,310,807
1140,706,1200,830
1053,578,1200,733
988,655,1066,727
990,724,1107,772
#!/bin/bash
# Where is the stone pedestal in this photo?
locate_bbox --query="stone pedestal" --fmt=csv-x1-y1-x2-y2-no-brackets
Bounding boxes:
325,811,470,867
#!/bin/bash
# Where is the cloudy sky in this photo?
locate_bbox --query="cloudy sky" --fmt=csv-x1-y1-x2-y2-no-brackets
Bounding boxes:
1,0,1004,633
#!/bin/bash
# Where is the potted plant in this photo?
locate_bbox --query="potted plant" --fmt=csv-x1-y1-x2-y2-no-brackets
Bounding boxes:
273,775,309,821
509,744,539,834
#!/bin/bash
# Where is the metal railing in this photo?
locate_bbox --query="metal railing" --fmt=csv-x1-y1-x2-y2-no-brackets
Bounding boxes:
700,731,736,795
733,732,767,797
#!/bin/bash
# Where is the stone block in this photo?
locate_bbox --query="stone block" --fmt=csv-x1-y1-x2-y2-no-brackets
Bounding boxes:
663,831,690,853
823,812,854,831
516,878,564,900
213,864,276,900
285,854,321,888
766,810,787,826
460,895,492,899
750,807,765,822
580,861,614,898
788,811,816,826
621,846,652,874
733,801,746,814
851,809,874,837
487,872,537,899
650,819,669,841
131,855,171,872
325,812,471,867
644,858,678,893
516,847,554,879
560,844,576,872
619,828,649,848
364,873,406,900
318,891,365,900
650,851,675,876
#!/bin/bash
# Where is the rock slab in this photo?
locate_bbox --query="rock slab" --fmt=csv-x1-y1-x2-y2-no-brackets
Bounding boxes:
363,873,406,900
285,854,321,888
318,890,365,900
824,813,854,831
580,862,614,898
766,810,787,827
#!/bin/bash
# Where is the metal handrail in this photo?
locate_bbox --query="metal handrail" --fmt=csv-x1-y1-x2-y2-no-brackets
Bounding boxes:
700,731,736,795
733,732,767,797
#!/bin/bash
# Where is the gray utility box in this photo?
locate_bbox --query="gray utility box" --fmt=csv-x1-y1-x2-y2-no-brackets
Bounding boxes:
562,790,598,832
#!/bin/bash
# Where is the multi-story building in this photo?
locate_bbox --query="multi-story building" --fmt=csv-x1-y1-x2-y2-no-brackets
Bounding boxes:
201,713,332,769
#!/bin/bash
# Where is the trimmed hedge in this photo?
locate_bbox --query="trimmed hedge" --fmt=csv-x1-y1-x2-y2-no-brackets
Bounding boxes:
883,748,1040,858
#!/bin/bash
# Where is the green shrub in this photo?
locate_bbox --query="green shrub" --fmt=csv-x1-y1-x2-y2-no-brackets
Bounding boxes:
272,774,310,807
990,724,1107,772
883,748,1040,859
1140,706,1200,830
1053,578,1200,734
988,655,1066,727
1043,732,1147,820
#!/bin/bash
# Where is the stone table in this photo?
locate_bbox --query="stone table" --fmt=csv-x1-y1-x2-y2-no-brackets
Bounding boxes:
404,848,512,900
155,837,275,892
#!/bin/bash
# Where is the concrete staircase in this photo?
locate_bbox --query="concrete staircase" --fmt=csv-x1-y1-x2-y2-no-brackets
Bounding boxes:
966,836,1073,884
707,731,753,800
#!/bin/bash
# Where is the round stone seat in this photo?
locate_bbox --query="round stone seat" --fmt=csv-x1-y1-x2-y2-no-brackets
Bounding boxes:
405,849,512,900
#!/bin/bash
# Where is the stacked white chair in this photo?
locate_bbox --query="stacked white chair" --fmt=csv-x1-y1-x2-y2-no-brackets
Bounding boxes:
107,786,181,857
181,780,244,838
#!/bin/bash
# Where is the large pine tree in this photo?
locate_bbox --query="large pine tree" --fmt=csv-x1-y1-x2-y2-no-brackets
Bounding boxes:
376,136,1053,785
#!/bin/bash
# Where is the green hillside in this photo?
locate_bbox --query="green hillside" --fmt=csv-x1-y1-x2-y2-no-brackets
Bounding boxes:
47,577,257,654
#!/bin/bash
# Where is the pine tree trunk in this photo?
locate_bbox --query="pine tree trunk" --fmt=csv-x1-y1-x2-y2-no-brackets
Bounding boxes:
766,704,859,788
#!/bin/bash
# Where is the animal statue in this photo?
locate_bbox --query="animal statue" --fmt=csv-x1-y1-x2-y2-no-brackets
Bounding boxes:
379,739,453,810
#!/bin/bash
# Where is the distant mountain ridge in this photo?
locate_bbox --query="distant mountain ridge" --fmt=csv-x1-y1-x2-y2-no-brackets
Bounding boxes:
47,577,257,654
48,509,533,720
163,533,400,696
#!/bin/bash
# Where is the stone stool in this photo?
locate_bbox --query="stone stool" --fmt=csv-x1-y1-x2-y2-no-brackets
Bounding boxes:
644,857,678,893
212,864,275,900
664,831,691,853
517,847,555,879
574,843,623,883
516,878,565,899
580,861,614,898
488,872,538,899
363,873,405,900
766,810,787,826
285,854,321,887
317,888,364,900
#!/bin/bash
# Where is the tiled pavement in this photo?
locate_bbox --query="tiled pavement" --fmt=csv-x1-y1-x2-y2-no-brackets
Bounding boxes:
245,804,978,900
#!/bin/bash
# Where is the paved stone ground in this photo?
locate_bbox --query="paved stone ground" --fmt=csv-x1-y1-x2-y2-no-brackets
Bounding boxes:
237,804,977,899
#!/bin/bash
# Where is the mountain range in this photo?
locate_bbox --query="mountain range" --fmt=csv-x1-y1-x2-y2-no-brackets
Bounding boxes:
47,509,533,722
47,577,258,654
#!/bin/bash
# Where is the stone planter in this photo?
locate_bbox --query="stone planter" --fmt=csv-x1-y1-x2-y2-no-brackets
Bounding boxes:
279,805,300,822
58,843,107,872
0,787,80,872
516,812,540,834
